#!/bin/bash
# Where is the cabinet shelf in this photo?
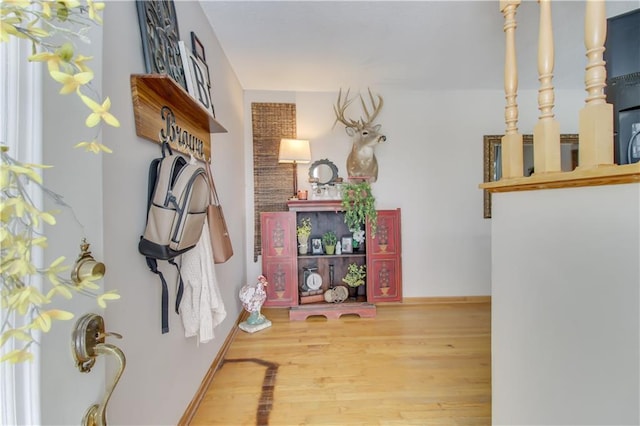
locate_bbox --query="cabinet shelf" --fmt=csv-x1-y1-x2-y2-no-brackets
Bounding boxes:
298,253,366,259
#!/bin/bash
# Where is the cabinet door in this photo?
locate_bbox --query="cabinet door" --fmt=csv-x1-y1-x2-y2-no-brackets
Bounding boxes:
366,209,402,302
261,212,298,307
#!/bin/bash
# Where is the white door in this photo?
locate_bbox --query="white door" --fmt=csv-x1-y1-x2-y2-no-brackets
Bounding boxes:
1,24,112,426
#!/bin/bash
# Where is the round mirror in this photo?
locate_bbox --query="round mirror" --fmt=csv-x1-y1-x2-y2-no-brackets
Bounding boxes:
308,159,339,185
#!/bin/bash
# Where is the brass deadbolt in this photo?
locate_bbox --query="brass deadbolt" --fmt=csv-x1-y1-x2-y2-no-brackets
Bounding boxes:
71,238,106,285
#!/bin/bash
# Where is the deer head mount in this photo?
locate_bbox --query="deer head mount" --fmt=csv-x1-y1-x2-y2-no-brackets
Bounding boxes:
334,88,386,183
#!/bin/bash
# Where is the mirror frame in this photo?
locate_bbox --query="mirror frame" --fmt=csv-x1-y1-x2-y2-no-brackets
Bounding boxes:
308,158,339,185
483,134,579,218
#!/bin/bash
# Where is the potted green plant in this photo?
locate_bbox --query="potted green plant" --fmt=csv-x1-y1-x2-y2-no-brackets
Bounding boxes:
322,230,338,254
296,217,312,254
341,181,377,238
342,263,366,298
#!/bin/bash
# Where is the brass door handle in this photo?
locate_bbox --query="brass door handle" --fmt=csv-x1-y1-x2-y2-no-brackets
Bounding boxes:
72,313,126,426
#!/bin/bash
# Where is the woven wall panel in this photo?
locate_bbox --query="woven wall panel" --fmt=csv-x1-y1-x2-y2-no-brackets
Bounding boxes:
252,103,297,262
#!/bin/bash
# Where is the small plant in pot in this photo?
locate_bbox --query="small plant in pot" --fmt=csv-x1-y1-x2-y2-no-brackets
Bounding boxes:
322,230,338,255
352,228,365,251
342,263,366,298
296,217,312,254
341,181,377,238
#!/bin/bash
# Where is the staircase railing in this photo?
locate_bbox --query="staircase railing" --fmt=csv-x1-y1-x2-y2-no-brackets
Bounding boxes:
482,0,640,195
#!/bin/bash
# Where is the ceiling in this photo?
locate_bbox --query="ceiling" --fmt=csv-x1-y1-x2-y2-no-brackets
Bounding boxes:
199,0,639,93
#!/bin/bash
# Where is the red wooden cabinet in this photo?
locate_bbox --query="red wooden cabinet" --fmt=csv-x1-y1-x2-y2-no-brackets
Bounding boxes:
260,212,298,307
260,203,402,317
366,209,402,302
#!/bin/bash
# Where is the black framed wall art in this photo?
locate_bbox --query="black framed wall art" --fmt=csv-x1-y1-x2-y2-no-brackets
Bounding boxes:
136,0,187,90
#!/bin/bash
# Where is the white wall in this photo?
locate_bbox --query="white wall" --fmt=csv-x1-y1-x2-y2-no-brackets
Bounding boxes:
245,88,586,298
492,184,640,424
101,2,245,424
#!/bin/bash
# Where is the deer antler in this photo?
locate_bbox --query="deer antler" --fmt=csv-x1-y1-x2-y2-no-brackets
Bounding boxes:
333,88,362,129
359,88,384,127
334,88,384,130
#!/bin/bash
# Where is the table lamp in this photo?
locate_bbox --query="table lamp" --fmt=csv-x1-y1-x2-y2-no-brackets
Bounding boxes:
278,138,311,199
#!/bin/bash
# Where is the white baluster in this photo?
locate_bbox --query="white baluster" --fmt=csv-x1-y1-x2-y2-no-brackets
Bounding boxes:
533,0,561,174
578,0,614,168
500,0,523,179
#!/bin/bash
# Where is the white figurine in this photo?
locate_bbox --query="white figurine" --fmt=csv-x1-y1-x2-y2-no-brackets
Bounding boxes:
238,275,272,333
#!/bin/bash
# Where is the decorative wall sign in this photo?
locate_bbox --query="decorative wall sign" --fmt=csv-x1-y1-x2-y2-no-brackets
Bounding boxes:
136,0,187,91
130,74,228,162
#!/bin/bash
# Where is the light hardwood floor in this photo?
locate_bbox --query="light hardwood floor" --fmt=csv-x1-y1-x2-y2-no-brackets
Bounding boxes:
190,301,491,425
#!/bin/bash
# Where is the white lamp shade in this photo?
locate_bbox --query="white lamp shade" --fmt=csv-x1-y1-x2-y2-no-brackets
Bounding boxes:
278,138,311,163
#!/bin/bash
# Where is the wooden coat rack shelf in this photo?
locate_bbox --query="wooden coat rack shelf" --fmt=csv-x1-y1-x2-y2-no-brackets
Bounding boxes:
130,74,227,161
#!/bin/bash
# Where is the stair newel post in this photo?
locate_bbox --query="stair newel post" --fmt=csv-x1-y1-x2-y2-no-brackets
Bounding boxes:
578,0,614,168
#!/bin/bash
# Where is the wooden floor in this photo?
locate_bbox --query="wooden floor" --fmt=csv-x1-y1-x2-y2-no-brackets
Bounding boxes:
190,301,491,425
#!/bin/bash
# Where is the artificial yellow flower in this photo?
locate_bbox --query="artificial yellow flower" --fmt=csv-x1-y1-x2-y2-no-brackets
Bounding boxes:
49,70,93,94
1,197,27,218
73,54,93,73
0,349,34,364
74,141,113,154
7,260,36,285
32,309,74,332
44,256,68,286
46,284,73,300
24,24,49,39
39,211,56,225
31,236,48,248
0,329,32,348
22,162,52,169
29,51,64,73
86,0,105,24
56,42,74,62
0,166,8,188
97,291,120,308
3,0,31,8
79,92,120,128
6,164,43,184
0,17,24,43
8,286,48,315
41,1,52,18
0,228,9,245
58,0,81,8
74,275,100,290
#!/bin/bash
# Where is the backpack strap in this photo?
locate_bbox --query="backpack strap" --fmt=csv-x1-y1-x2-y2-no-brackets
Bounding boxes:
168,258,184,315
144,256,170,334
161,140,173,157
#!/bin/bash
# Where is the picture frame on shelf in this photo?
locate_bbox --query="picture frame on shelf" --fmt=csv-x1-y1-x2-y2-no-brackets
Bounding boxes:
178,40,216,118
311,238,323,255
191,31,206,62
341,237,353,254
